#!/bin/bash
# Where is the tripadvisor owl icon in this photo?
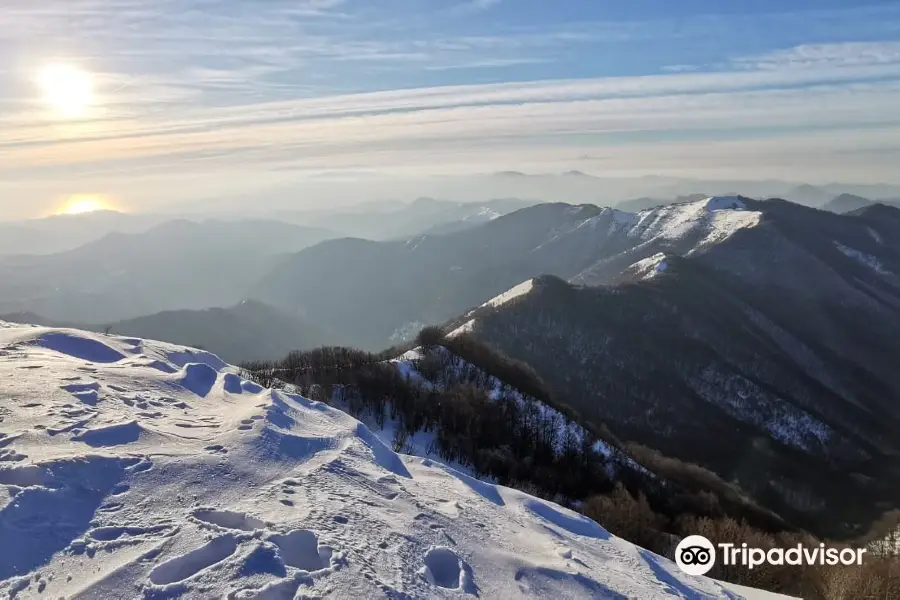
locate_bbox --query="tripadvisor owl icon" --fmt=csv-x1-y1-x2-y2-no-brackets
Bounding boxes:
675,535,716,576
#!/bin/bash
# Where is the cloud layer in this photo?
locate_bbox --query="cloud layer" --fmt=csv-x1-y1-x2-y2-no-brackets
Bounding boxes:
2,1,900,217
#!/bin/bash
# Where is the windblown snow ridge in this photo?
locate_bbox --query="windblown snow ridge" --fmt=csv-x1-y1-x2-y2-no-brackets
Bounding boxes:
0,323,787,599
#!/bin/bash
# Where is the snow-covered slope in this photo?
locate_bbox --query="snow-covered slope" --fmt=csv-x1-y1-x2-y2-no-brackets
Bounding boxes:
625,253,670,280
0,323,787,599
456,279,536,325
569,196,762,286
481,279,535,310
625,196,761,246
569,196,760,249
386,347,642,474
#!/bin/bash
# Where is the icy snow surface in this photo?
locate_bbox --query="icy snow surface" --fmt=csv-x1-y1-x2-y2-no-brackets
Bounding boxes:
0,323,790,599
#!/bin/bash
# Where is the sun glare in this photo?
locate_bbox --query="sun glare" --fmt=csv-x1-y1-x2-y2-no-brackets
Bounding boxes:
38,64,94,117
58,195,108,215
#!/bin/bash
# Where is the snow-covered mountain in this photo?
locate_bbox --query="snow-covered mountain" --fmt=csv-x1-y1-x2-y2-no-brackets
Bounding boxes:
256,196,768,349
0,323,788,598
441,200,900,540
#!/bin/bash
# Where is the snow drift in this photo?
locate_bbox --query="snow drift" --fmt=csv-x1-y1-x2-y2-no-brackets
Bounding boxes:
0,323,788,598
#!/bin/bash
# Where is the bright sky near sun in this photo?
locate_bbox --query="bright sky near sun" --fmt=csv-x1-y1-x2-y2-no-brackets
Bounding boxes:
2,0,900,219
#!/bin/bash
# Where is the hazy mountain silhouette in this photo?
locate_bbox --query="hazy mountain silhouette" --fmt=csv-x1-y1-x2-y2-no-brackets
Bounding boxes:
0,219,337,323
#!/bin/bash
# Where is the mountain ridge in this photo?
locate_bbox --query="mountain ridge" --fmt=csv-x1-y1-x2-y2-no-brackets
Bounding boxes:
440,201,900,539
0,219,338,323
254,196,768,349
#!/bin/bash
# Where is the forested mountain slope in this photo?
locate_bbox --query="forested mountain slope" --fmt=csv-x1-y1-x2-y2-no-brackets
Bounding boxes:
445,201,900,539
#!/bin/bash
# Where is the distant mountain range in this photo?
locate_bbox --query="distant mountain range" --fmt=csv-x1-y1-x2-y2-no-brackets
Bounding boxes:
440,200,900,539
4,194,900,544
0,210,170,256
820,193,900,214
255,202,626,348
482,172,900,206
0,219,336,323
274,197,538,240
0,197,535,258
8,194,900,357
254,196,777,349
147,171,900,217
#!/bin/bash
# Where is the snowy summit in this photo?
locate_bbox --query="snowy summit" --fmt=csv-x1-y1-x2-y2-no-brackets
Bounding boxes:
0,323,786,598
626,196,761,248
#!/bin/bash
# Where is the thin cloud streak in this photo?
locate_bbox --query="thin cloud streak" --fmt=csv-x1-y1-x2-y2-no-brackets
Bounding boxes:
7,41,900,128
4,77,899,176
4,42,900,151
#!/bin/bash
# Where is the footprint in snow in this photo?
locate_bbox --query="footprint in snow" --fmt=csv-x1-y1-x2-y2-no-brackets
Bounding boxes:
419,546,477,594
267,529,333,571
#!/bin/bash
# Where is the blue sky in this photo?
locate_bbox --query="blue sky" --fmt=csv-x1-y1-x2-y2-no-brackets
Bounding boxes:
2,0,900,217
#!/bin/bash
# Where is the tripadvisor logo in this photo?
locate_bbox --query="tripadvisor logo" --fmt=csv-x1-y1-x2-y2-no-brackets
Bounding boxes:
676,536,717,576
675,535,867,577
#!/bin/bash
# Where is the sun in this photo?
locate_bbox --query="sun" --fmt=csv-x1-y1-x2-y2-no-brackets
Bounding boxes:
38,64,94,117
58,195,108,215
